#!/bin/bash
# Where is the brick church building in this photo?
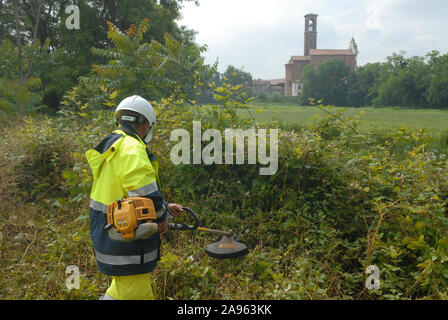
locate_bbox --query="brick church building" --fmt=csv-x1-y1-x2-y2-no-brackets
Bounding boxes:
284,14,359,97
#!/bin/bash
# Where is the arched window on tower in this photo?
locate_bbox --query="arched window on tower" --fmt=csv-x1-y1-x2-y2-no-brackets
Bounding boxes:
308,19,314,32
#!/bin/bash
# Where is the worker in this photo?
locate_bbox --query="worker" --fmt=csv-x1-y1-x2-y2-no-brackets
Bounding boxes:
86,95,183,300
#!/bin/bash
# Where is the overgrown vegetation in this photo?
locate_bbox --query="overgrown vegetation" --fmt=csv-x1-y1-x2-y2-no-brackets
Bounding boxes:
1,90,448,299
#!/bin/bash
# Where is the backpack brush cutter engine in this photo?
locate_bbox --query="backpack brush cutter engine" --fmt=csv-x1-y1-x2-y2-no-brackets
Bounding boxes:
104,197,249,259
104,197,160,242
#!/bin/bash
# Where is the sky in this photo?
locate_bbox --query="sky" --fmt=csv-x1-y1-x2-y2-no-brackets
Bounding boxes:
177,0,448,80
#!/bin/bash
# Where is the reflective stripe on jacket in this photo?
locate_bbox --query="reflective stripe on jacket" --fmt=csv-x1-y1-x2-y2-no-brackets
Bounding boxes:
86,125,164,276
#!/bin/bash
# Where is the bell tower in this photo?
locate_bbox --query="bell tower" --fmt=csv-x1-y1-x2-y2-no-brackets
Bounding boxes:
304,14,318,56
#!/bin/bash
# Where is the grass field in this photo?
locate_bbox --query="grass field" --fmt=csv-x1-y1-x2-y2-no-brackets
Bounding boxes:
241,103,448,135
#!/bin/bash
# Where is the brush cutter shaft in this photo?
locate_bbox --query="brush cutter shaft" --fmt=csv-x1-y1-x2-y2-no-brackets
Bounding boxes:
197,227,233,237
167,208,232,236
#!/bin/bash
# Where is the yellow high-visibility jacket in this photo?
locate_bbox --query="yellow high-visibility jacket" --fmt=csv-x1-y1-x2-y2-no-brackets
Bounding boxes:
86,125,165,276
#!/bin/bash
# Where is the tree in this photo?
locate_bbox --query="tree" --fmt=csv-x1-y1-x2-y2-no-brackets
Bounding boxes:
300,59,353,106
346,68,362,107
426,51,448,109
221,65,252,86
0,0,199,112
373,52,430,108
195,65,252,104
354,62,384,106
0,0,47,120
300,63,318,104
0,0,197,49
62,19,215,112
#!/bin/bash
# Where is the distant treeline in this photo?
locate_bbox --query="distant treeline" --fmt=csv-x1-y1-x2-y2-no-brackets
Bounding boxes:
298,50,448,109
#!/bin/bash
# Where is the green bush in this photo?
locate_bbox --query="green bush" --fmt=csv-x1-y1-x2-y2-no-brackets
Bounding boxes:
160,102,448,299
11,117,76,200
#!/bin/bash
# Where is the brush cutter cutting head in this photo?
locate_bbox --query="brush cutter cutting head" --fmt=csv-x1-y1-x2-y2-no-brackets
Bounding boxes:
204,235,249,259
169,207,249,259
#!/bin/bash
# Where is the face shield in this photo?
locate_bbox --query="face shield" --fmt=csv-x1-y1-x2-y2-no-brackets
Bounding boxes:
144,125,154,144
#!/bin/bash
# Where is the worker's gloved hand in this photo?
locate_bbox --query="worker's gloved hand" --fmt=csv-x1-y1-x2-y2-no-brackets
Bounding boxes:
167,203,183,218
158,217,168,237
159,204,183,236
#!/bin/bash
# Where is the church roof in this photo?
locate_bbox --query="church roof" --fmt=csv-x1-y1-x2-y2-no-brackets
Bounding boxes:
253,79,285,86
291,56,311,61
269,79,285,86
252,80,271,86
309,49,355,56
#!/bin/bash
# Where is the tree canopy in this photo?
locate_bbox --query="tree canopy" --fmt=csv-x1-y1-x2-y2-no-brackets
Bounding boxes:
62,18,216,112
300,51,448,109
0,0,199,117
300,59,355,106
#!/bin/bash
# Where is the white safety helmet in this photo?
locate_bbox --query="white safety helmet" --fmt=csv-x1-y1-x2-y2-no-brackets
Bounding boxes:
114,95,156,143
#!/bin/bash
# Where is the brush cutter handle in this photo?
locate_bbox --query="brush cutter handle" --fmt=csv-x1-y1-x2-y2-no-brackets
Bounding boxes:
168,207,199,231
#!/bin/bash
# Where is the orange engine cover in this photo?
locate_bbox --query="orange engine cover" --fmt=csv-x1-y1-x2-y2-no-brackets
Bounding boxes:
107,197,158,240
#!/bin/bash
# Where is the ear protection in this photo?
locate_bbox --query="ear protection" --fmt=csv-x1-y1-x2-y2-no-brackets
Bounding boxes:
120,114,147,124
